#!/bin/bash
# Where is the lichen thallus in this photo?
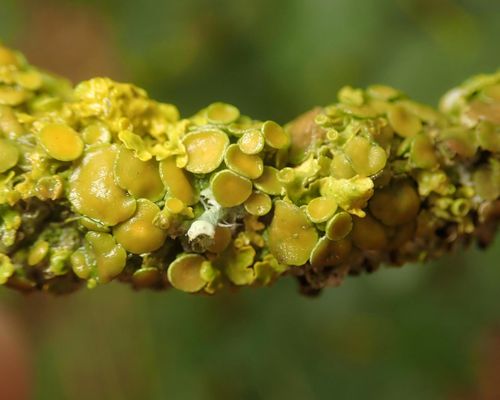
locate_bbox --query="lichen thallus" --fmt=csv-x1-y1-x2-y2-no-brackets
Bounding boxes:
0,44,498,295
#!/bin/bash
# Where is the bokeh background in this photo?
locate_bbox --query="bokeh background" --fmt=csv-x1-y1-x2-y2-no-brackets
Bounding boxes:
1,0,500,399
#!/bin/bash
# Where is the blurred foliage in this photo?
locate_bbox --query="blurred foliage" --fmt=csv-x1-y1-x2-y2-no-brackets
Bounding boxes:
1,0,500,399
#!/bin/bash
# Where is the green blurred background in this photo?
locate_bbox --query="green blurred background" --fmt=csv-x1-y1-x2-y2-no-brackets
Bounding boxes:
1,0,500,399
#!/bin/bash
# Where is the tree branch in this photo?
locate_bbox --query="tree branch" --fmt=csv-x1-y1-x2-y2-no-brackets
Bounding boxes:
0,44,498,295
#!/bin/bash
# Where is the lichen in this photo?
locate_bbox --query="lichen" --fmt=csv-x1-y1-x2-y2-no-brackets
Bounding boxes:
0,43,498,295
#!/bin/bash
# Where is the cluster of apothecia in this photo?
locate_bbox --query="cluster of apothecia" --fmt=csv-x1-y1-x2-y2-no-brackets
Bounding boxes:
0,44,498,295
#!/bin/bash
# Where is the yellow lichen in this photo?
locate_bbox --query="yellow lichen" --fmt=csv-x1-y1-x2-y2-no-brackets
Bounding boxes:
268,200,318,266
